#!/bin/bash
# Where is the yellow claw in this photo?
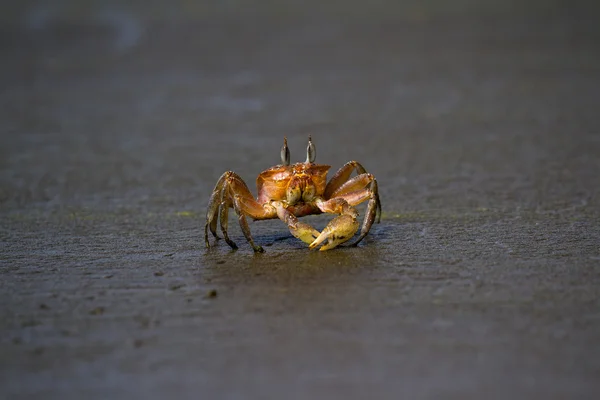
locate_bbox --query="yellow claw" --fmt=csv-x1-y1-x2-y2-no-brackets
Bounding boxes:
290,222,320,245
309,214,359,251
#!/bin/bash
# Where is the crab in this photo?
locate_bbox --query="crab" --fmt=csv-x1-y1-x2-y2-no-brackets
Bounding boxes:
204,136,381,252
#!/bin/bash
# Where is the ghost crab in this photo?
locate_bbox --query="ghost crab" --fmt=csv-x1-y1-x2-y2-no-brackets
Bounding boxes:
204,136,381,252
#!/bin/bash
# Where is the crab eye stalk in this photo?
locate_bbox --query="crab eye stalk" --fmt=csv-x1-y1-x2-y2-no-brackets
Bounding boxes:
281,137,290,166
305,135,316,163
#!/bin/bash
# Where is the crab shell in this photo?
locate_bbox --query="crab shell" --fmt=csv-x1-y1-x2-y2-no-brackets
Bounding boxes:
256,163,330,206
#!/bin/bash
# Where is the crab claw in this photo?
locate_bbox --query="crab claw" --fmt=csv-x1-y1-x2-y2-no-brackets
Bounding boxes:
272,201,320,245
309,214,359,251
290,222,321,245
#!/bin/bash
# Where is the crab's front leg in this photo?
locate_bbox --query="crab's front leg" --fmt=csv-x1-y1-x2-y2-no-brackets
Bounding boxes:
271,201,320,245
308,198,360,251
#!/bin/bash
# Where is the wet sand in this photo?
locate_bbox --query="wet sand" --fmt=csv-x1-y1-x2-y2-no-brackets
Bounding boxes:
1,1,600,398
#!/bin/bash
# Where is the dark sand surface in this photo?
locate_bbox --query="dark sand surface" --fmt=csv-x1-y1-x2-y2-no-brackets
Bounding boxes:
1,1,600,398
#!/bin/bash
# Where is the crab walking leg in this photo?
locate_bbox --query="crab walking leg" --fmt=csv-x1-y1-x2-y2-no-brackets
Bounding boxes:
236,211,264,253
324,162,381,224
333,173,382,224
232,194,278,253
205,171,273,252
271,201,320,245
219,173,274,252
218,193,238,250
336,181,381,247
309,198,360,251
205,171,232,246
329,172,371,196
324,161,368,199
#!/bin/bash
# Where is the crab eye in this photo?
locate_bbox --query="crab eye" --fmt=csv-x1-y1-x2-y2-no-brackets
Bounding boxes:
305,135,316,163
281,137,290,166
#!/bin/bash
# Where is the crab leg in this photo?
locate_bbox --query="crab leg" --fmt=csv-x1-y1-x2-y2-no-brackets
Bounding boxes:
231,193,277,253
205,172,231,245
332,173,382,224
234,202,265,253
218,192,237,250
325,160,381,218
205,171,275,252
324,161,368,199
337,180,380,247
329,172,370,196
308,198,360,251
271,201,320,245
315,171,382,250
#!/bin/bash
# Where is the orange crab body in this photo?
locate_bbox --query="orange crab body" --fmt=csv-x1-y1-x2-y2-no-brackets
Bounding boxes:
256,163,329,206
205,137,381,252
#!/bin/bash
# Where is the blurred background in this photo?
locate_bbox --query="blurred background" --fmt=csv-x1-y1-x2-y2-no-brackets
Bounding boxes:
2,0,598,213
1,1,599,399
